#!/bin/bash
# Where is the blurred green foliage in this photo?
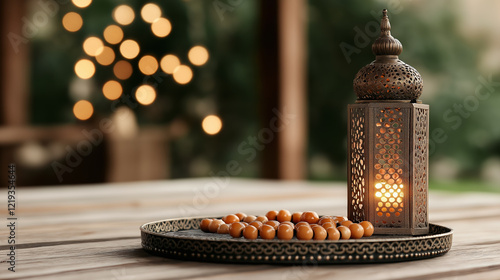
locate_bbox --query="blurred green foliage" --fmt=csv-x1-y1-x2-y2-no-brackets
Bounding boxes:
308,0,498,184
30,0,500,184
30,0,258,178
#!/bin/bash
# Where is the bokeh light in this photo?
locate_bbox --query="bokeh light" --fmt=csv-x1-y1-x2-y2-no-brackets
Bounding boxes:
141,3,162,23
103,25,123,45
96,46,115,66
102,80,122,100
120,39,140,59
73,100,94,120
188,46,209,66
202,115,222,135
135,85,156,105
173,65,193,84
74,59,95,79
160,54,180,74
62,12,83,32
138,55,159,75
72,0,92,8
151,17,171,37
113,60,133,80
113,5,135,25
83,36,104,57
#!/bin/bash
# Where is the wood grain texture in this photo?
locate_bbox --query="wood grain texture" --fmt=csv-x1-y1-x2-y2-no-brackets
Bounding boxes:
1,179,500,279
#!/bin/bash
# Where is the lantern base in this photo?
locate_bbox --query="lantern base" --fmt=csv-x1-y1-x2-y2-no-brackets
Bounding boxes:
374,227,429,236
348,102,429,236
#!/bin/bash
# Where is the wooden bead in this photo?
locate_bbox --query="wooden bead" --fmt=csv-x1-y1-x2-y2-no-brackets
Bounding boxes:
277,224,294,240
326,227,340,240
359,221,374,237
312,226,327,240
200,219,213,232
217,223,230,234
337,225,351,240
300,211,319,224
265,210,278,221
296,224,313,240
349,223,364,239
243,225,258,240
292,212,303,223
260,224,276,240
229,222,246,238
223,214,240,224
208,219,224,233
277,210,292,223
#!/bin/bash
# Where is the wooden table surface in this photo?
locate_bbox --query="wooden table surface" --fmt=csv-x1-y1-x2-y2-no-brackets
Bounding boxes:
1,179,500,279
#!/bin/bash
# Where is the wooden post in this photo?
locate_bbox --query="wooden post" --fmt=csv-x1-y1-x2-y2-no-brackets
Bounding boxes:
257,0,280,179
0,0,29,185
0,0,29,126
278,0,307,180
257,0,307,180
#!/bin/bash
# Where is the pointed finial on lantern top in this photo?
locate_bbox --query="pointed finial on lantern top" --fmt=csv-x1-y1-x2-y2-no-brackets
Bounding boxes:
353,9,423,101
372,9,403,56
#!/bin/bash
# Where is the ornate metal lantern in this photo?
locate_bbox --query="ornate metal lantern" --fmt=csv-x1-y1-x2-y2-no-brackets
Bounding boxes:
347,9,429,235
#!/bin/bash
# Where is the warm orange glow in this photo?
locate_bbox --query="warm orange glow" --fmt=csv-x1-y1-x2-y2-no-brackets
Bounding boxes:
102,80,122,100
103,25,124,45
151,17,171,37
73,100,94,120
141,3,162,23
138,55,158,75
72,0,92,8
113,5,135,25
120,39,140,59
83,37,104,56
135,85,156,105
62,12,83,32
202,115,222,135
113,60,133,80
74,59,95,79
96,46,115,66
188,46,209,66
375,181,404,219
173,65,193,84
160,54,180,74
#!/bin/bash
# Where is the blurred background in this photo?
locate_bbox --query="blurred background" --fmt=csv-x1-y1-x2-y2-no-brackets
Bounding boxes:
1,0,499,191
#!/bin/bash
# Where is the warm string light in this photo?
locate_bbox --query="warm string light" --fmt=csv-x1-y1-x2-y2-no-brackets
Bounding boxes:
141,3,162,23
160,54,180,74
96,46,115,66
83,37,104,57
113,60,133,80
188,46,209,66
173,65,193,84
138,55,159,75
135,85,157,105
62,12,83,32
151,18,172,38
103,25,124,45
202,115,222,135
73,100,94,120
74,59,95,79
113,5,135,25
102,80,122,100
72,0,92,8
64,3,211,118
119,39,140,59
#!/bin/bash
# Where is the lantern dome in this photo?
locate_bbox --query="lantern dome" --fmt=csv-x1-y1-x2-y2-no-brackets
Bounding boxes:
353,9,423,101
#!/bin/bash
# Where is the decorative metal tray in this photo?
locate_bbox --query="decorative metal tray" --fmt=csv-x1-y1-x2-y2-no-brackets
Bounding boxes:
141,217,453,264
